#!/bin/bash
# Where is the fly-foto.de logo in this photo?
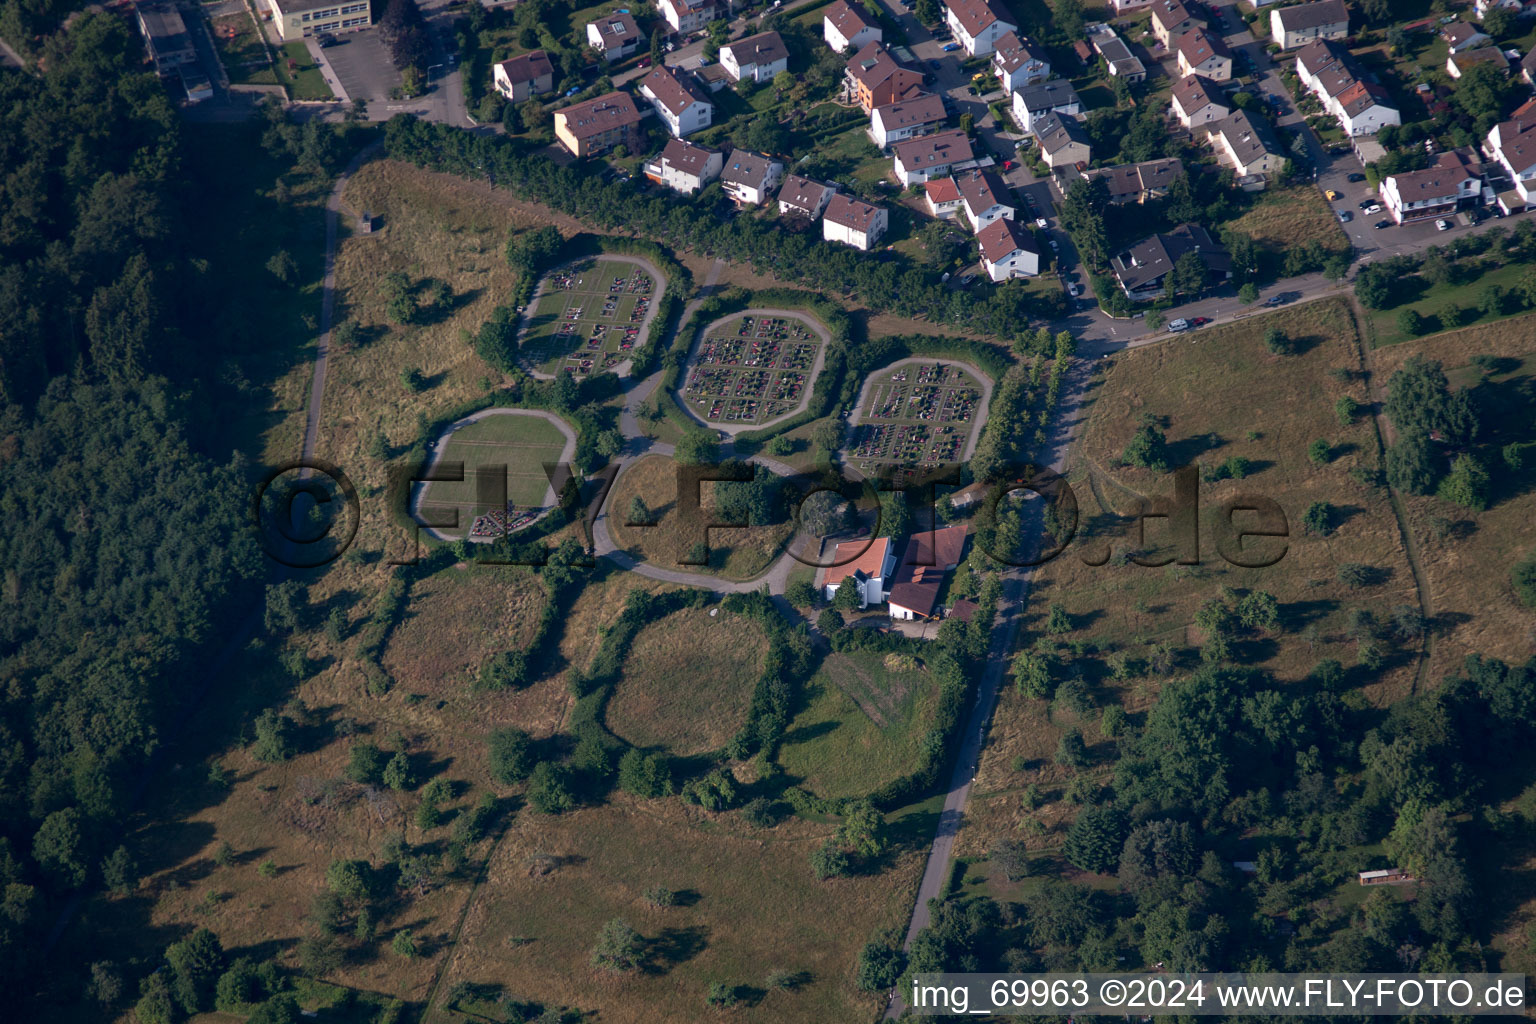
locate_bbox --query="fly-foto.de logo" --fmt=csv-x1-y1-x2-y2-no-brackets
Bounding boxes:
255,459,1290,571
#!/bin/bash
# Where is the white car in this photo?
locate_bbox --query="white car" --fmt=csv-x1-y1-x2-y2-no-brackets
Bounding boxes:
1436,218,1452,231
1167,318,1190,332
1035,217,1047,229
1363,203,1382,215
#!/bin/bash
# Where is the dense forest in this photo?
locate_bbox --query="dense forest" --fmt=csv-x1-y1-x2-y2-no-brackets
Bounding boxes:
0,13,275,1011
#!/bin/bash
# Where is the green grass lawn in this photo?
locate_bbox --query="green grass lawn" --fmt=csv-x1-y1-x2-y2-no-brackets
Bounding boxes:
1371,259,1536,346
211,12,277,86
276,41,333,100
777,651,940,800
418,412,569,518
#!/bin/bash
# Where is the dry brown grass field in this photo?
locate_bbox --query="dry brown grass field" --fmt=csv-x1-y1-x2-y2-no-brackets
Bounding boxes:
1369,319,1536,683
1225,184,1352,258
959,297,1423,861
428,795,924,1024
606,454,793,579
605,606,771,754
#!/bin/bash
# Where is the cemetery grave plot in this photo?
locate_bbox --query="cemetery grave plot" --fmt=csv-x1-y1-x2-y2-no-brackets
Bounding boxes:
521,259,657,376
849,361,984,473
680,313,826,426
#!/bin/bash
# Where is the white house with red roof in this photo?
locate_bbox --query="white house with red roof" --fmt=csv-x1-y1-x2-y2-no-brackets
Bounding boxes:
821,536,896,606
944,0,1017,58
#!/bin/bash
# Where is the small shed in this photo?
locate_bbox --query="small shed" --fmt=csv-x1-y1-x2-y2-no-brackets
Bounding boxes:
1358,868,1415,886
359,211,379,233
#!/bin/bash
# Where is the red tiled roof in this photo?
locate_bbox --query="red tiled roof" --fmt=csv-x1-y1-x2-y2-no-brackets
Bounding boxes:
824,536,892,587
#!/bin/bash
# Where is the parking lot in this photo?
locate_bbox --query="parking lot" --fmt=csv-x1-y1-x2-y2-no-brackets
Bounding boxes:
316,29,399,103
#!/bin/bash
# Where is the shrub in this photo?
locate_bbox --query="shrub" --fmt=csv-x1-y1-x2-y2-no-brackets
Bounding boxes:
1302,500,1333,536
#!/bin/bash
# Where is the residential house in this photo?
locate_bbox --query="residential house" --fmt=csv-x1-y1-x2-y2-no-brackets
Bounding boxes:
721,31,789,83
658,0,717,34
944,0,1017,58
888,526,970,619
992,32,1050,91
643,139,722,194
1487,108,1536,210
262,0,372,40
778,174,837,220
1091,24,1147,82
925,176,964,218
1442,21,1492,54
871,93,947,148
586,12,642,61
821,536,895,606
956,169,1015,233
137,3,197,74
1171,73,1232,129
1150,0,1197,47
1379,150,1483,223
1110,0,1157,11
1032,111,1092,168
892,129,975,185
1207,109,1286,176
977,217,1041,283
1448,47,1510,78
846,42,927,111
823,194,889,249
1085,158,1185,204
1012,79,1083,131
1522,48,1536,85
1295,39,1400,136
1269,0,1348,50
1176,27,1232,80
720,150,785,205
824,0,882,53
1477,0,1536,17
640,65,713,137
493,50,555,102
553,91,644,157
1109,223,1231,299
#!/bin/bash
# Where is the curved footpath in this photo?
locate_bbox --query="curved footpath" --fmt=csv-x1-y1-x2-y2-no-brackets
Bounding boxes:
409,408,577,543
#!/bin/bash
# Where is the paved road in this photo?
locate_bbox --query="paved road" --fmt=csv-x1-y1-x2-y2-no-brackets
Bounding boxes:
882,356,1099,1020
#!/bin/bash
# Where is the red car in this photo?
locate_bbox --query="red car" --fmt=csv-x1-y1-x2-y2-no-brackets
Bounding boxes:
1190,316,1211,327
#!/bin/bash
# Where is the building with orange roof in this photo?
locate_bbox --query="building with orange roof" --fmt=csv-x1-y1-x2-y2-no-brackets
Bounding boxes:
821,536,896,606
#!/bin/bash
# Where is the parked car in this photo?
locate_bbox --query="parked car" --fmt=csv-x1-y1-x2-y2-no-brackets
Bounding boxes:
1035,217,1048,229
1068,283,1082,296
1358,199,1375,210
942,42,960,51
1436,218,1452,231
1338,210,1352,222
1347,172,1366,182
1374,220,1391,229
1048,239,1059,251
1324,189,1340,201
1191,316,1211,327
1363,203,1381,215
1167,318,1190,332
315,32,337,47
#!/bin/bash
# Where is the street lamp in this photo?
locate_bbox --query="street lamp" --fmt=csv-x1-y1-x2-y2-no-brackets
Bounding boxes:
427,62,444,79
